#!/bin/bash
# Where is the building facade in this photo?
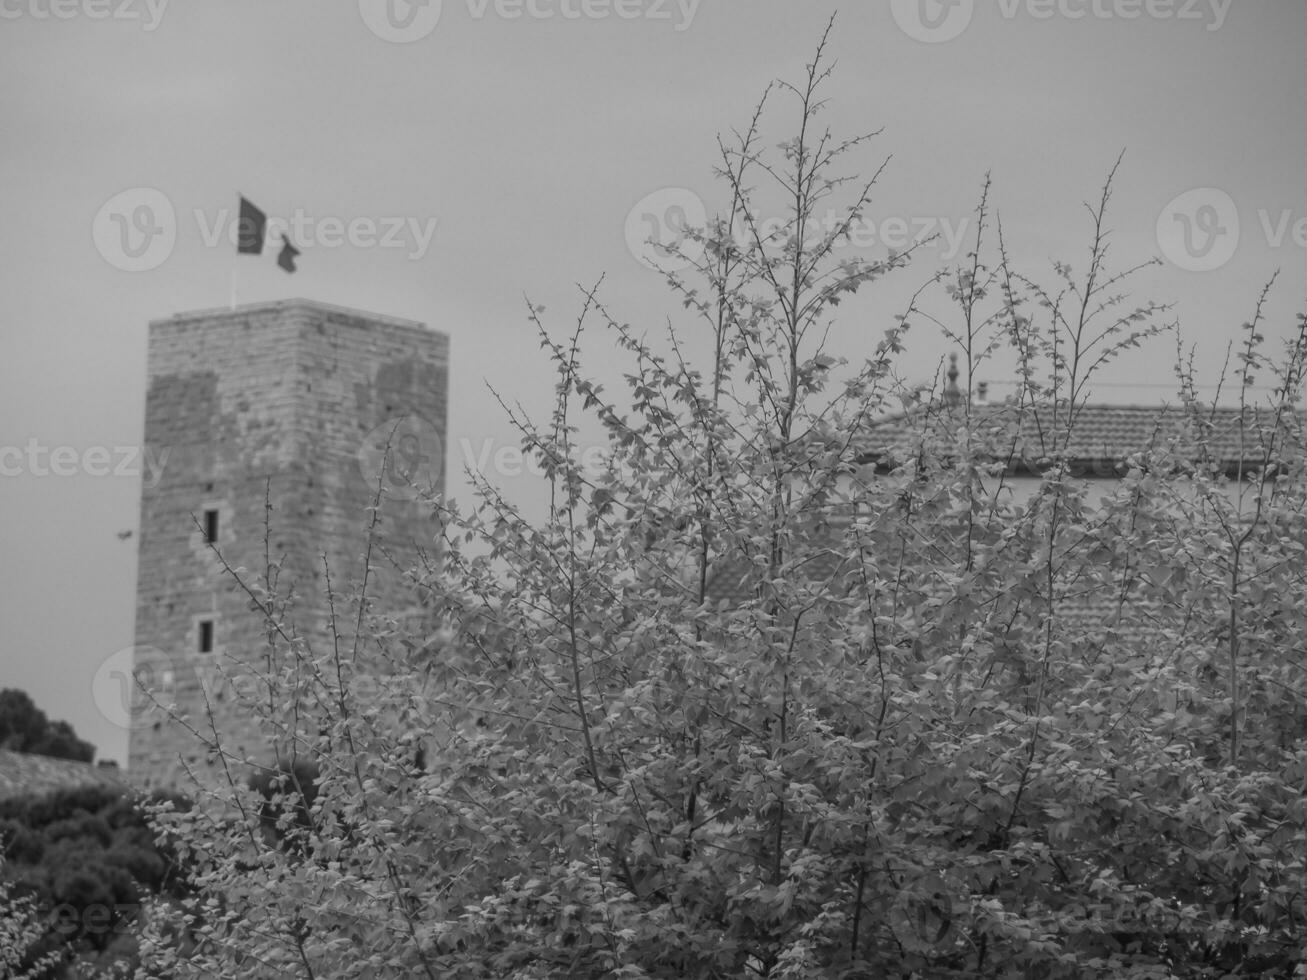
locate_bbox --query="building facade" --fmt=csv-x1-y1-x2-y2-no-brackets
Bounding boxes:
130,300,449,789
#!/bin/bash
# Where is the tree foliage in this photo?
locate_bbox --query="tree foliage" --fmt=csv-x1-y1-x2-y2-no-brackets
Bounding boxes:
135,24,1307,979
0,784,192,979
0,690,95,764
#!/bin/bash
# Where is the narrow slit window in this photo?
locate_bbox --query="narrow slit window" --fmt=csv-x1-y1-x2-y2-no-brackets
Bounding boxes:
203,509,219,543
198,619,214,653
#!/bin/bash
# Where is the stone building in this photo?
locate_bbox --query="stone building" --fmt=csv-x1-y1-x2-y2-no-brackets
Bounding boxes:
129,300,449,789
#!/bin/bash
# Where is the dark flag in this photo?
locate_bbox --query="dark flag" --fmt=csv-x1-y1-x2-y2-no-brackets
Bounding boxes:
237,196,266,254
277,233,300,273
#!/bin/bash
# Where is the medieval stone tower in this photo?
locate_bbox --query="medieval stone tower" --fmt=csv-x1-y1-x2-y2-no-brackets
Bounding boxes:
130,299,449,789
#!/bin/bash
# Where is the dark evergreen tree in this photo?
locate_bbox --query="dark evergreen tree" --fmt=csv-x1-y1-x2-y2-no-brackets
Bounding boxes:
0,690,94,763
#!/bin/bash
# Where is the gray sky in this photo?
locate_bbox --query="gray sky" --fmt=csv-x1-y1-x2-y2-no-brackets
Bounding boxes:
2,1,1305,765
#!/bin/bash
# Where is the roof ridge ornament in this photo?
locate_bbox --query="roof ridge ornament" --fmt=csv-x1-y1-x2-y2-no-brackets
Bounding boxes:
944,352,963,407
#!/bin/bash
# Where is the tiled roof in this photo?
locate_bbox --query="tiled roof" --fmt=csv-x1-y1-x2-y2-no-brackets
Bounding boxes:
857,402,1301,473
703,401,1301,605
0,749,124,801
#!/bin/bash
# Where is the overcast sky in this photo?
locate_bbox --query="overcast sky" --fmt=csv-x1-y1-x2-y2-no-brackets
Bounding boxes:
2,1,1304,765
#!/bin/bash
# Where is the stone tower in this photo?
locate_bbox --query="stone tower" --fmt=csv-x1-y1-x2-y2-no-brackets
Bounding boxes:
130,299,449,789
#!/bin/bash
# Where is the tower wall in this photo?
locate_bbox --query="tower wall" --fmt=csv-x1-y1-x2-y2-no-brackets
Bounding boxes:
130,300,448,790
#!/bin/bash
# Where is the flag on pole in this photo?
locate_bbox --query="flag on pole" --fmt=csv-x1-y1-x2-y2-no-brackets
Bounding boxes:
237,196,266,254
277,233,300,274
237,195,300,272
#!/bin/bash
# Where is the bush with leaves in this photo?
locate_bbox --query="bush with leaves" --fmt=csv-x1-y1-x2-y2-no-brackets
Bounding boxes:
1,861,64,980
0,785,192,979
136,23,1307,979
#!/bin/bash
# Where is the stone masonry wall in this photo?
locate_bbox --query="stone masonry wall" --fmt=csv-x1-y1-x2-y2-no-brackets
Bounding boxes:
130,300,449,790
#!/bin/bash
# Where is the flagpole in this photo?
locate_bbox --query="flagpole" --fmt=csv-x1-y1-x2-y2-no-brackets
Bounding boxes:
231,190,245,310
